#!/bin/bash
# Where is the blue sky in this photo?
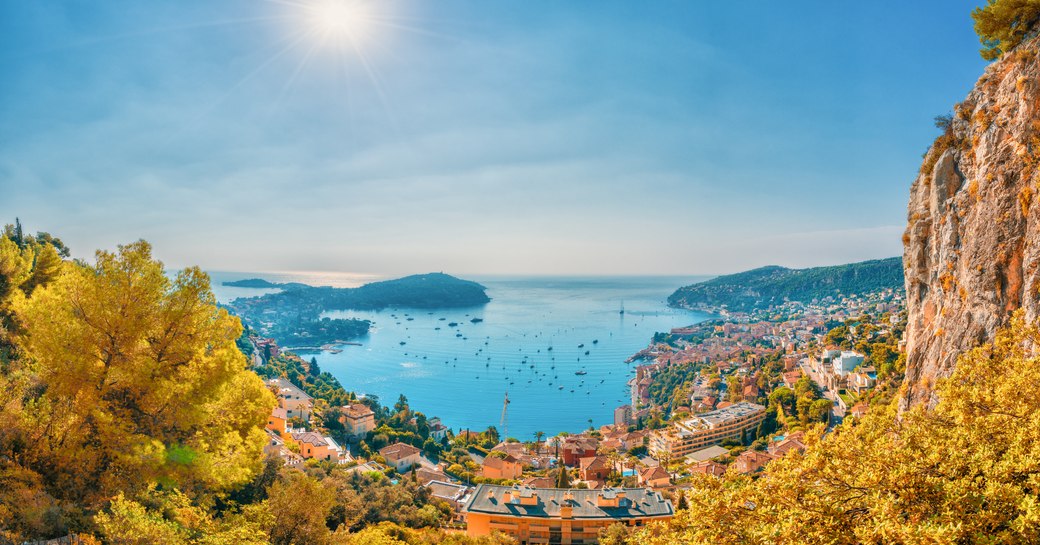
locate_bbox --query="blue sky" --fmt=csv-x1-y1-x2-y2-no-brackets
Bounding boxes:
0,1,986,275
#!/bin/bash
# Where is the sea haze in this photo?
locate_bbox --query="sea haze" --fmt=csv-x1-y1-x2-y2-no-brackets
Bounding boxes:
210,273,713,438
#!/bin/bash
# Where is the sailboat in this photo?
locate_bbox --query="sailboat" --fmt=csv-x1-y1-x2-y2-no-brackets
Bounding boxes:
619,300,625,315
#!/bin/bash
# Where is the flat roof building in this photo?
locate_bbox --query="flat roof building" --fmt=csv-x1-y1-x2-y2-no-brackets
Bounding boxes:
462,484,672,544
649,402,766,458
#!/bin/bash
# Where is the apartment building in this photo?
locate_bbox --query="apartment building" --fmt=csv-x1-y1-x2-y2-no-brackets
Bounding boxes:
649,402,766,458
463,485,673,544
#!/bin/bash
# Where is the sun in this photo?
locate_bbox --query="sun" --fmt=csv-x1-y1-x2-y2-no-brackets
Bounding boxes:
304,0,372,43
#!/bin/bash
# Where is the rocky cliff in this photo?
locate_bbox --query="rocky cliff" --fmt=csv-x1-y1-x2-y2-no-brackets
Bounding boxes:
902,36,1040,409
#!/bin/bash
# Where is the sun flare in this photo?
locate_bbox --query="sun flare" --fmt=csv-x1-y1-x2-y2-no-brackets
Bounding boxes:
304,0,372,43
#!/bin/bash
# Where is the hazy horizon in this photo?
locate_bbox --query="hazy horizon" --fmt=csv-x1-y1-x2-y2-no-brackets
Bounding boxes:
2,1,985,275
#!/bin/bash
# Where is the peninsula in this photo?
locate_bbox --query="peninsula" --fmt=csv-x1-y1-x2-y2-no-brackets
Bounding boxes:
227,272,490,346
222,278,283,288
667,257,904,314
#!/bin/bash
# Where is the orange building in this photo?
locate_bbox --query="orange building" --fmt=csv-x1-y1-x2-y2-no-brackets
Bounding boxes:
266,407,288,436
291,431,344,462
463,485,672,544
637,466,670,489
482,454,523,479
339,404,376,437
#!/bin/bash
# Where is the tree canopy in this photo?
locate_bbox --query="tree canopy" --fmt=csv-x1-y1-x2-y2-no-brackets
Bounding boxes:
973,0,1040,60
0,241,275,538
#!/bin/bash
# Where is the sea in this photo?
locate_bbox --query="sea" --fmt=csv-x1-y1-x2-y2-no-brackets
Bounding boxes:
208,272,713,439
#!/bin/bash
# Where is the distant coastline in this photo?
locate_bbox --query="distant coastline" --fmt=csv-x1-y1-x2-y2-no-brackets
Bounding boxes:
225,272,491,347
668,257,904,314
222,277,281,288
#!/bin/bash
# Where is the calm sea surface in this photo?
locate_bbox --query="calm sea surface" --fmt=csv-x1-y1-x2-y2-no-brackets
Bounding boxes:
209,273,712,439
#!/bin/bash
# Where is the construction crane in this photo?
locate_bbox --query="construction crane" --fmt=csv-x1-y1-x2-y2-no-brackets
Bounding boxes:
500,391,510,438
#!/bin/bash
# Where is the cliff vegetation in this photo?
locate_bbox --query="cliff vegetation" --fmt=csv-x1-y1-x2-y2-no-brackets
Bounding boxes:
667,258,903,313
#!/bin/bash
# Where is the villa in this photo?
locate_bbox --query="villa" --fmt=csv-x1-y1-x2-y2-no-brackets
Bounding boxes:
291,431,350,463
483,454,524,480
339,403,376,437
380,442,422,472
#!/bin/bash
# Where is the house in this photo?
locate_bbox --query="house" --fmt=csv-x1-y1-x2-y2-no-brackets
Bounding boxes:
619,430,649,451
688,460,726,477
599,437,624,453
638,466,670,488
848,367,877,395
578,456,612,482
262,429,302,467
849,401,870,419
692,395,718,413
267,377,313,422
426,480,471,516
255,337,280,360
559,437,599,467
380,442,422,472
291,431,348,462
482,454,523,480
404,465,450,486
462,485,673,543
782,369,804,388
492,441,527,459
339,404,376,437
768,436,806,457
428,417,449,441
731,450,775,474
266,407,288,436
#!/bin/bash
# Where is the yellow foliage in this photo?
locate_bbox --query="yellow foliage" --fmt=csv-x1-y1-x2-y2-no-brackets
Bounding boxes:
1020,185,1034,216
94,486,272,545
1,241,275,533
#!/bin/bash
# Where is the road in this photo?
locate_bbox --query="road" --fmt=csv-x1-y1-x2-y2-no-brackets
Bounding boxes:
798,360,844,430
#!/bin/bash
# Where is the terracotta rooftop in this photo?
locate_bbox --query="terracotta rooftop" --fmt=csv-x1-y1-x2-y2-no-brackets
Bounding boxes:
380,442,421,460
462,485,673,519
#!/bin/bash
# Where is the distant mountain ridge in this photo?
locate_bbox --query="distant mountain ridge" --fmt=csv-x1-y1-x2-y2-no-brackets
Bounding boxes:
667,257,904,312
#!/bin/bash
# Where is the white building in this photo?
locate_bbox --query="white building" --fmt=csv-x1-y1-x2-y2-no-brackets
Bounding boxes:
833,351,864,377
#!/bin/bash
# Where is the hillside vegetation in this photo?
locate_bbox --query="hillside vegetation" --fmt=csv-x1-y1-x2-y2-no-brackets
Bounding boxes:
667,257,903,312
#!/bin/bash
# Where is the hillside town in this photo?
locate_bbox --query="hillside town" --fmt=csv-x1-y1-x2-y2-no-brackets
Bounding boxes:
239,285,905,543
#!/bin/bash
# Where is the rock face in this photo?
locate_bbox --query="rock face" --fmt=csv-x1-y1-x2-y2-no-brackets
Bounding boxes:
902,38,1040,410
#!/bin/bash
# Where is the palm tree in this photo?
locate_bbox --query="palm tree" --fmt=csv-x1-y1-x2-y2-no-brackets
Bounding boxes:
606,450,622,482
534,431,545,454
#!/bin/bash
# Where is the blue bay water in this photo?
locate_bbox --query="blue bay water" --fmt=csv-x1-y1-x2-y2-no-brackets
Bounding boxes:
209,273,712,439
